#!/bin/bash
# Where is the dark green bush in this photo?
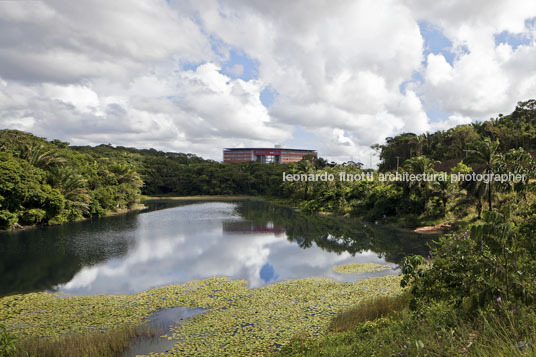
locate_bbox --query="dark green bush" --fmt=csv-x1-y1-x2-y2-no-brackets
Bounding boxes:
20,208,46,225
403,211,536,310
0,210,17,230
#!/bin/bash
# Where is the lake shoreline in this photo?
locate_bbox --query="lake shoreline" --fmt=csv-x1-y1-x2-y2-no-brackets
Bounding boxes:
147,194,448,235
1,194,446,235
0,203,148,233
143,194,262,201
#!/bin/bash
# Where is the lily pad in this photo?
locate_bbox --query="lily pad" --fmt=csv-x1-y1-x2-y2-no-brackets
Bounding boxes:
333,263,392,274
0,275,402,356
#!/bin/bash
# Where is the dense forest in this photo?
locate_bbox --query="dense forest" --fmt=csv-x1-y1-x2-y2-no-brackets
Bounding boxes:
0,130,143,229
2,100,536,231
72,144,287,197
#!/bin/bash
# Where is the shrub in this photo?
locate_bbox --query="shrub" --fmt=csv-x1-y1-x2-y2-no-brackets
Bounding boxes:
403,211,536,310
0,210,17,230
20,208,47,225
0,324,17,357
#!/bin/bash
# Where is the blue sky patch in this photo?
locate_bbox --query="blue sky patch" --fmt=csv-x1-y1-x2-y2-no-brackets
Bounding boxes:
260,262,278,283
181,61,204,72
419,21,455,65
426,108,451,123
260,87,277,107
220,48,259,81
494,17,535,49
494,31,531,50
399,72,424,94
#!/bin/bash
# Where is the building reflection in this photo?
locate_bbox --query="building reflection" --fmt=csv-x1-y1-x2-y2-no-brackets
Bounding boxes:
222,221,285,235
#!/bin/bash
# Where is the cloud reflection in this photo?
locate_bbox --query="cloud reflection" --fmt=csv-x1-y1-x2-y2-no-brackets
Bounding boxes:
56,202,396,295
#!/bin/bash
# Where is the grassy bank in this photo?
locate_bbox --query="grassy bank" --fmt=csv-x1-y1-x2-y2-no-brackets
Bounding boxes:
279,210,536,356
1,272,401,356
11,324,159,357
279,297,536,356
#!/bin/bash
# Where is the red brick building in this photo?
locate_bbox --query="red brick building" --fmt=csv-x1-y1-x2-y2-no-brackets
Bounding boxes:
223,147,317,163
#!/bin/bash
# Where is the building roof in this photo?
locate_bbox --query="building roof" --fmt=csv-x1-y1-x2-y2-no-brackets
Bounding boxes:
224,148,316,151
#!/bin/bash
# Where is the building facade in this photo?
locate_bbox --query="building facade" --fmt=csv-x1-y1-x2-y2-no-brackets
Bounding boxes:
223,147,317,164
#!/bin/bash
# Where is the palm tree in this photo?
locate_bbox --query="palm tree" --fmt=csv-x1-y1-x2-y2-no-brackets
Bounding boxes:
466,138,501,211
296,160,314,200
403,155,439,208
404,155,438,174
412,135,426,156
433,178,451,212
462,176,486,219
109,163,143,188
48,167,90,216
14,143,66,169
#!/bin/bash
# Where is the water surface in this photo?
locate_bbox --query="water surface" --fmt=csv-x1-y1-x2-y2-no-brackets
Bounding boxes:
0,199,432,296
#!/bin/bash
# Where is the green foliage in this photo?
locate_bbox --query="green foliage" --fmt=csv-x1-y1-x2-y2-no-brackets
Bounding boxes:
405,211,536,310
364,184,403,219
20,208,46,225
0,210,17,230
48,166,90,218
0,324,17,357
280,297,536,356
0,130,144,229
400,255,426,289
2,99,536,231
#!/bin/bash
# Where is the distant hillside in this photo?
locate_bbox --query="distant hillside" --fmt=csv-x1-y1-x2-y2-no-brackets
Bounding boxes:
71,144,209,195
374,99,536,171
72,144,285,196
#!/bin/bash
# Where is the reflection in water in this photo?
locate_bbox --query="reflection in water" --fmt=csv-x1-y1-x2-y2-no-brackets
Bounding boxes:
223,221,285,235
122,307,205,357
0,199,433,297
235,200,433,263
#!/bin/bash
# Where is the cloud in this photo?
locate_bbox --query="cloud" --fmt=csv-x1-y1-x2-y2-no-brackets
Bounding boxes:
0,63,289,159
227,64,244,77
409,0,536,120
0,0,211,83
188,0,426,162
0,0,536,164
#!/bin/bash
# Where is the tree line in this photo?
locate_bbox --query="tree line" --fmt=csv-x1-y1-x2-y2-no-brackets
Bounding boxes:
2,99,536,229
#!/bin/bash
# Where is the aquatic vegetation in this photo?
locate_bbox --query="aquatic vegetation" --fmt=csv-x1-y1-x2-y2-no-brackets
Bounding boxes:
332,263,392,274
0,323,18,357
14,324,158,357
0,275,402,356
165,276,401,356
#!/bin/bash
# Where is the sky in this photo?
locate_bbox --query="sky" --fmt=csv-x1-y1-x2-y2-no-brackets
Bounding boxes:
0,1,535,165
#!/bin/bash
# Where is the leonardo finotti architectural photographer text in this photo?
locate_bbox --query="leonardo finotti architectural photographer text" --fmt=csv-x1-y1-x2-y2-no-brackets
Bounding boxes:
282,171,527,183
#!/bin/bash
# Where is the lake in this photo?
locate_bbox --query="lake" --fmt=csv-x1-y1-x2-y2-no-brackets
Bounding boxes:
0,199,432,297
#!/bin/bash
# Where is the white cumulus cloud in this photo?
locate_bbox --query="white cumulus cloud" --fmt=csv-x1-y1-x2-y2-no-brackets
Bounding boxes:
0,0,535,164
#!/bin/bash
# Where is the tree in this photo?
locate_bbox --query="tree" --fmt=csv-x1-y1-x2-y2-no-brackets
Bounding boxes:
466,138,501,211
48,167,90,218
18,143,65,169
403,155,439,209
